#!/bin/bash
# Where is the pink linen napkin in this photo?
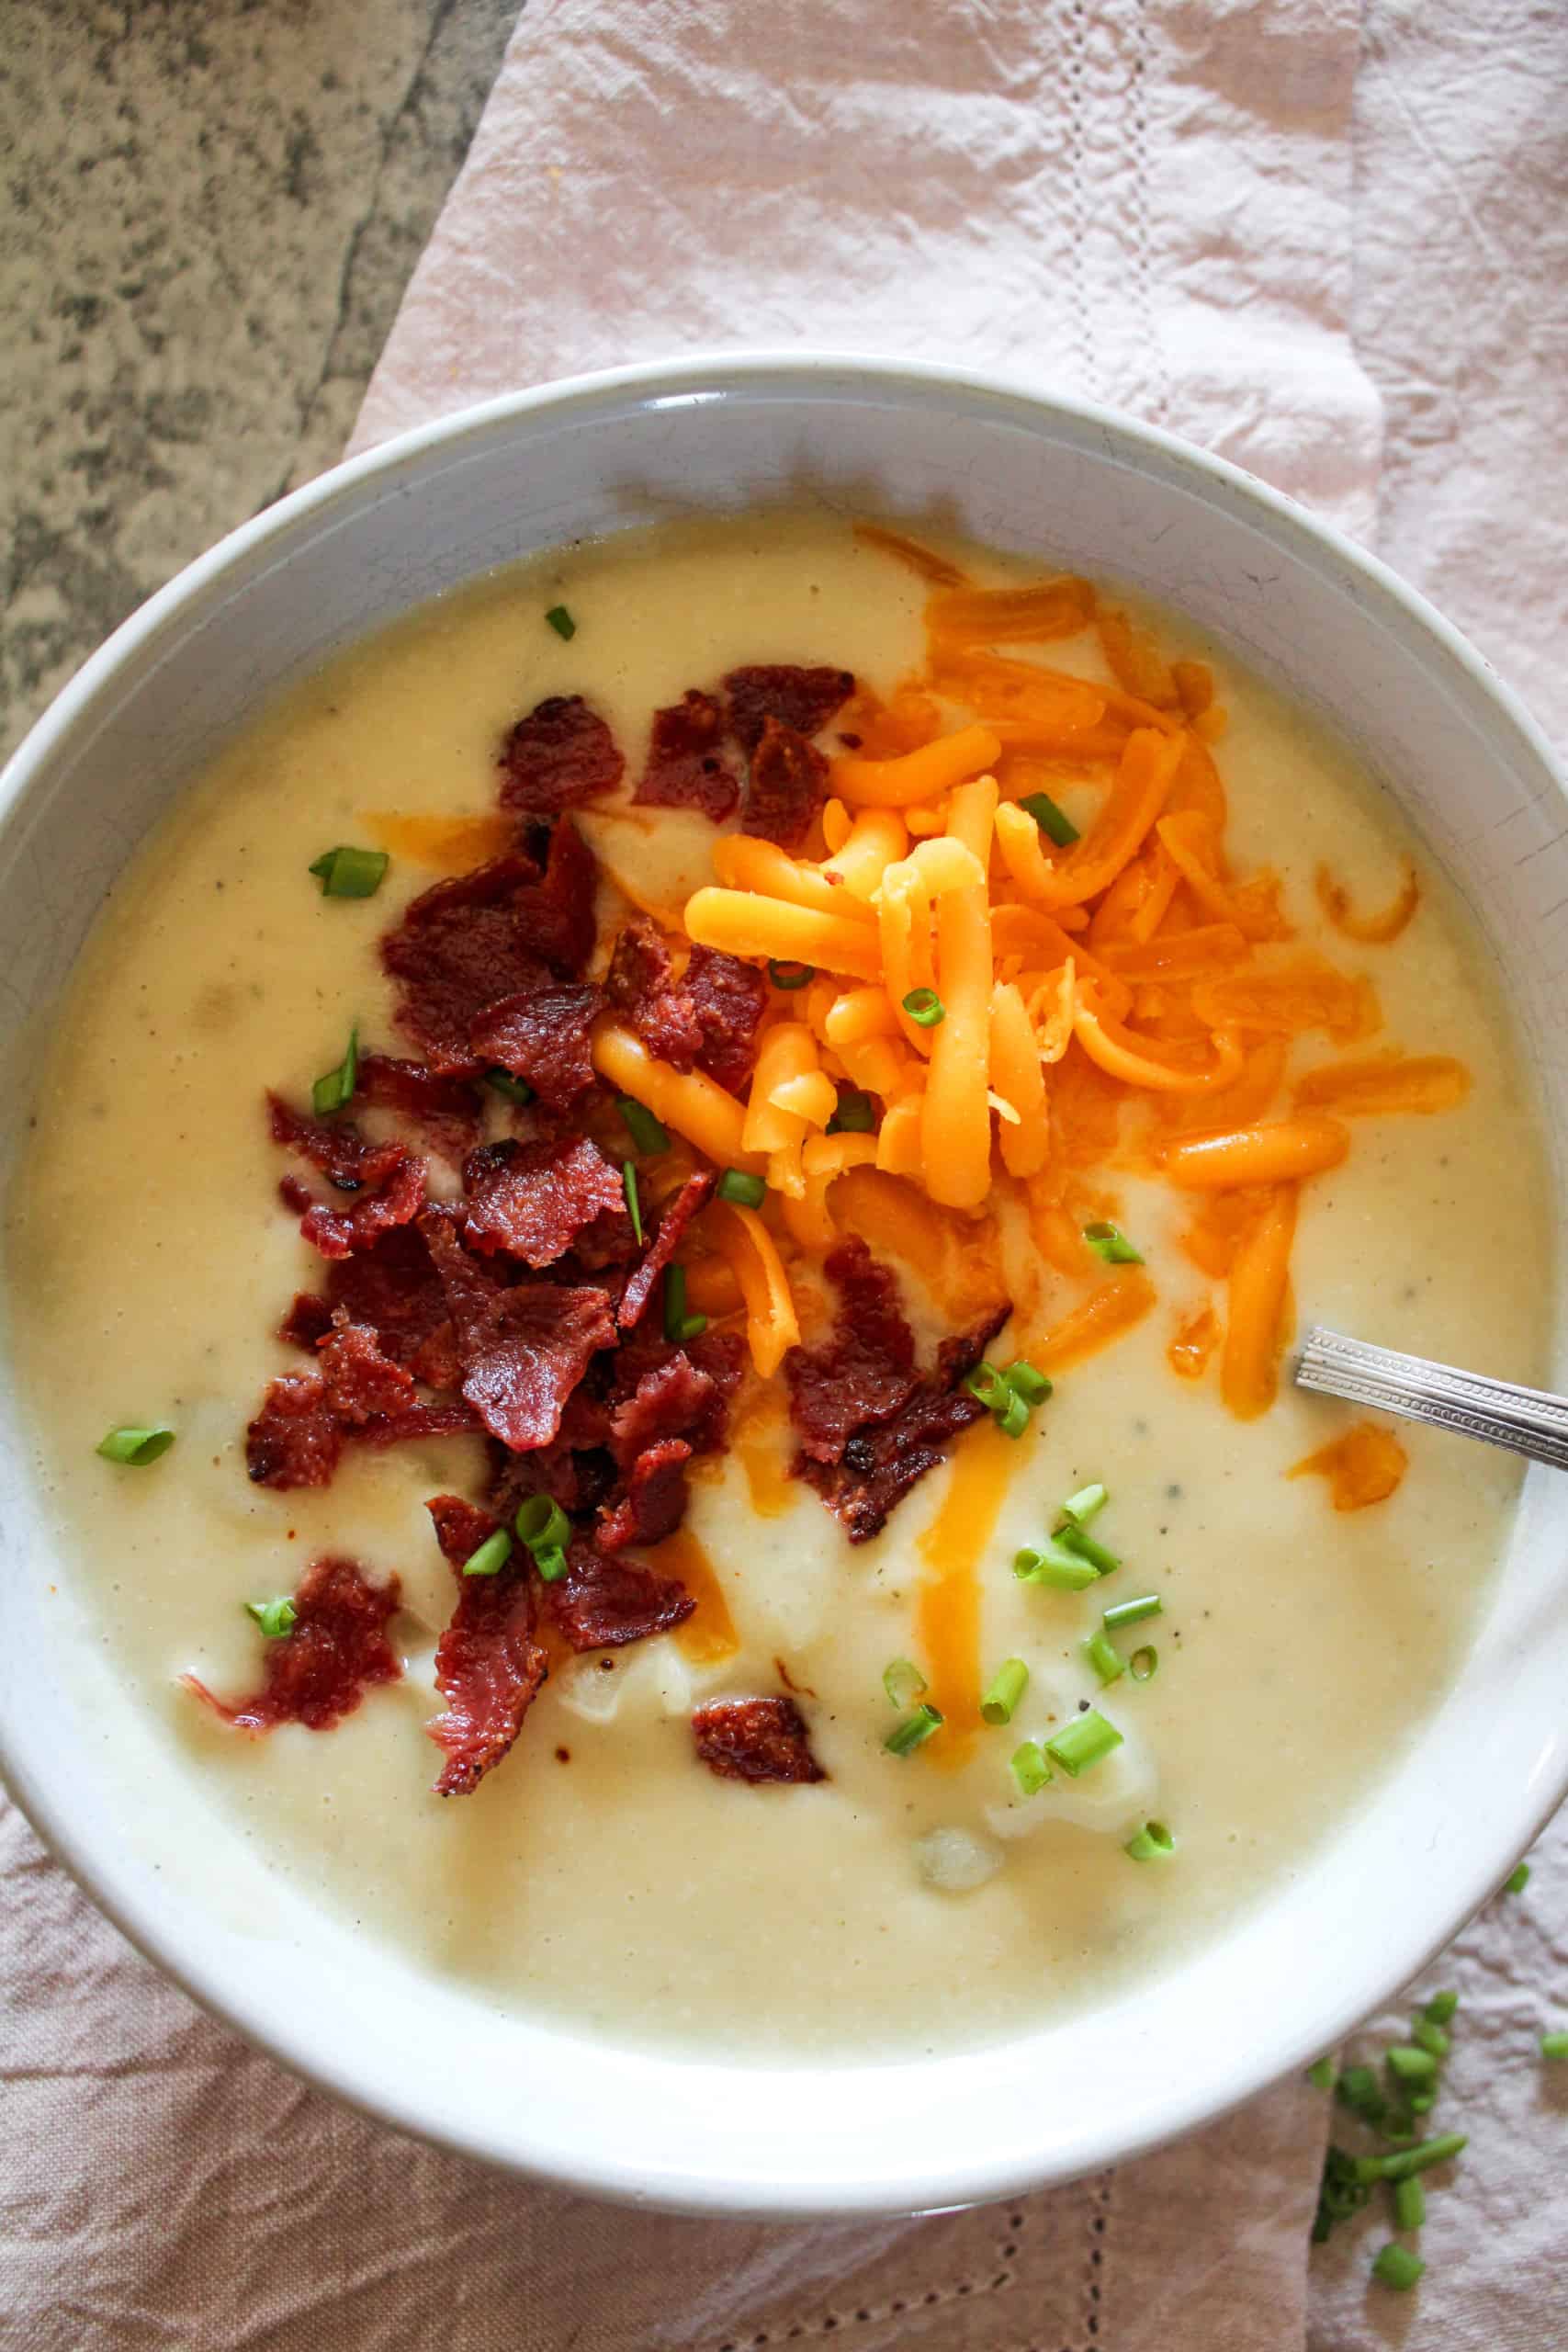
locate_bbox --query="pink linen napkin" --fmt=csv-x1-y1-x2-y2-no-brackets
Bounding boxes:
6,3,1568,2347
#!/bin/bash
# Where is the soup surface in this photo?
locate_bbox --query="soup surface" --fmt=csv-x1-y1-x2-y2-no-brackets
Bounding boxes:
5,513,1551,2060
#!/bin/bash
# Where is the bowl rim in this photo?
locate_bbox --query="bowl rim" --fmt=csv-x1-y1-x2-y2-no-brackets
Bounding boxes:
3,347,1566,2216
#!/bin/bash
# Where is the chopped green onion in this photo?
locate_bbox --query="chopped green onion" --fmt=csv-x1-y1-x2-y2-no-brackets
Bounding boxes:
1130,1645,1158,1681
96,1423,175,1467
1083,1219,1143,1266
1060,1482,1109,1527
618,1096,670,1155
1505,1861,1530,1894
901,987,945,1028
1393,2177,1427,2232
462,1528,513,1578
980,1658,1029,1726
1124,1819,1175,1861
1082,1630,1125,1687
1371,2244,1425,2293
661,1265,707,1346
964,1361,1012,1412
1019,789,1080,847
1054,1522,1122,1577
1306,2058,1337,2092
1541,2031,1568,2062
245,1596,297,1639
716,1168,766,1208
1045,1709,1122,1777
768,958,815,990
1410,2018,1450,2061
1014,1538,1100,1592
545,603,576,639
1103,1593,1162,1631
533,1544,568,1583
311,1021,359,1117
1000,1359,1052,1405
827,1090,875,1134
622,1160,644,1244
309,844,389,899
883,1657,928,1711
1336,2065,1386,2126
1408,2091,1435,2115
1356,2132,1466,2184
515,1495,570,1555
1386,2045,1438,2084
1425,1990,1459,2025
485,1068,535,1107
1011,1739,1053,1796
886,1702,943,1757
994,1389,1030,1440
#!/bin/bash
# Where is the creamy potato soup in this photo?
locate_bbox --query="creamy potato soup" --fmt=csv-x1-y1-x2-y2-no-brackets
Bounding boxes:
5,513,1551,2061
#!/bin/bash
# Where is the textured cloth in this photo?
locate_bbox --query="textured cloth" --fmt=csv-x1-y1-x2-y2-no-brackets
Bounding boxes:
6,1,1568,2347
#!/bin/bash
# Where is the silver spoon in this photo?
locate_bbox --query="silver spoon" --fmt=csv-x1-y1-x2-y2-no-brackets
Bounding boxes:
1295,1326,1568,1473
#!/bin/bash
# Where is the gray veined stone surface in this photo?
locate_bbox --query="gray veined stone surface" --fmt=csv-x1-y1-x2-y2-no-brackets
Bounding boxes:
0,0,518,762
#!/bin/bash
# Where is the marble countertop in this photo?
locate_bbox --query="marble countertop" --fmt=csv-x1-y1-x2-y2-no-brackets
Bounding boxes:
1,0,516,761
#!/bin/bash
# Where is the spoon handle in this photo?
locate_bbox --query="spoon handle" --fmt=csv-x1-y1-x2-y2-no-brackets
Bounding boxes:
1295,1326,1568,1472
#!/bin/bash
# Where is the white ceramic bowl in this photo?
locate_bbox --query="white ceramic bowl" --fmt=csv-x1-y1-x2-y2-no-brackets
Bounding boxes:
2,356,1566,2217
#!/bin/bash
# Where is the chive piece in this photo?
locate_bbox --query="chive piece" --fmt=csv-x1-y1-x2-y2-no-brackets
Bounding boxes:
311,1021,360,1117
618,1096,670,1155
1386,2045,1438,2085
1019,789,1079,847
1013,1539,1100,1592
1001,1360,1052,1405
716,1168,766,1208
1083,1219,1143,1266
462,1529,513,1578
1060,1482,1109,1527
964,1361,1012,1413
1541,2032,1568,2062
1055,1522,1122,1577
1425,1991,1459,2025
1124,1819,1175,1861
545,603,576,639
245,1596,298,1639
995,1388,1030,1440
661,1265,707,1346
1011,1739,1052,1796
1371,2245,1425,2292
309,845,389,899
1130,1645,1158,1682
622,1160,644,1244
1103,1593,1162,1631
485,1067,535,1107
1358,2132,1467,2183
768,958,815,990
1336,2065,1386,2126
883,1657,928,1711
1044,1709,1122,1777
901,987,945,1029
1393,2177,1427,2232
827,1090,875,1134
1408,2091,1435,2115
514,1495,570,1555
1306,2058,1337,2092
886,1702,943,1757
96,1423,175,1467
1411,2018,1450,2061
1083,1630,1125,1687
533,1544,568,1583
980,1658,1029,1726
1505,1861,1530,1894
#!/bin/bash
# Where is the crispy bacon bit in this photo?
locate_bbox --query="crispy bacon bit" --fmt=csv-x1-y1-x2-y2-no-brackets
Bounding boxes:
317,1317,417,1424
609,1347,721,1466
516,817,600,979
281,1222,453,1372
355,1052,483,1165
499,695,624,816
724,664,855,754
297,1153,428,1262
544,1535,694,1651
742,716,830,848
184,1555,401,1732
604,916,704,1069
616,1169,716,1328
424,1494,550,1797
684,945,768,1092
692,1696,826,1784
633,689,740,821
468,982,602,1108
355,1400,480,1447
486,1406,615,1523
246,1373,344,1488
421,1210,617,1453
597,1435,693,1551
795,1304,1010,1543
462,1136,628,1270
784,1238,918,1464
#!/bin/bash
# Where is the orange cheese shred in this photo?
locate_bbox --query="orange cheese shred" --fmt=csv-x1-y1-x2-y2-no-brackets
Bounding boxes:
1314,858,1420,945
1289,1422,1409,1510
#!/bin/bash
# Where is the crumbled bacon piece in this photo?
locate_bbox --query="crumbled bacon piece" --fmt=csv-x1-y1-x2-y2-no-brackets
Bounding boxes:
692,1696,826,1784
317,1317,417,1424
723,664,855,753
355,1400,480,1447
280,1222,453,1372
609,1347,721,1466
355,1052,483,1166
596,1435,692,1551
604,916,703,1069
468,983,602,1109
266,1093,393,1190
742,716,829,848
461,1136,628,1270
246,1373,344,1488
544,1536,694,1651
515,816,600,979
421,1210,617,1453
184,1555,401,1732
616,1169,716,1328
424,1494,549,1796
486,1407,615,1523
296,1152,428,1262
499,695,624,816
632,689,740,821
784,1238,918,1464
684,945,767,1092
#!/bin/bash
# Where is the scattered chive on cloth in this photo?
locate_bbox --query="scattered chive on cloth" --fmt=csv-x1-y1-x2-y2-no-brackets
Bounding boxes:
6,2,1567,2346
